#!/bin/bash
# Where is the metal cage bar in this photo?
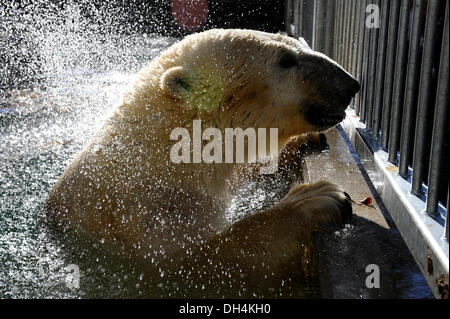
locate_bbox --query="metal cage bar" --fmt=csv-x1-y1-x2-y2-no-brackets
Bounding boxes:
343,0,352,70
372,0,390,138
333,0,340,60
426,1,449,216
339,0,346,65
324,0,336,58
398,0,426,179
350,0,361,79
365,0,380,131
313,0,326,53
349,0,360,109
346,0,355,75
343,0,349,66
411,0,444,197
355,0,368,114
360,2,372,123
380,0,401,150
387,0,411,164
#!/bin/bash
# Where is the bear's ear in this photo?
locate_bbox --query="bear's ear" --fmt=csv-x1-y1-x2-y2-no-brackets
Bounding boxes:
160,66,190,99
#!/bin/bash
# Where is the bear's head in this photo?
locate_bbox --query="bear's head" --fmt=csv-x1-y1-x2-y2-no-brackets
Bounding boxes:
158,29,359,146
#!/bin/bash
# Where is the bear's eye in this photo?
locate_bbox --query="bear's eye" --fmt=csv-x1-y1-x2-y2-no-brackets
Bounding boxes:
278,52,298,68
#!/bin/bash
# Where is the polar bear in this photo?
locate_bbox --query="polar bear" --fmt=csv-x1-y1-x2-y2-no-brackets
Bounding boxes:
46,29,359,297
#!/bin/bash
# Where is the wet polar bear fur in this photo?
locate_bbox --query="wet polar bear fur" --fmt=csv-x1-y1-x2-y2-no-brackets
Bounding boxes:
46,29,360,297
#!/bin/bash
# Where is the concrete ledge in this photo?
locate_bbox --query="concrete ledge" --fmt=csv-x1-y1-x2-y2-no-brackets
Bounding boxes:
303,126,434,298
339,109,448,299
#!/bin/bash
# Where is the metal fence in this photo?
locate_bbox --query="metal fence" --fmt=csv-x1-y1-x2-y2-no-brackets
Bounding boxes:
285,0,449,298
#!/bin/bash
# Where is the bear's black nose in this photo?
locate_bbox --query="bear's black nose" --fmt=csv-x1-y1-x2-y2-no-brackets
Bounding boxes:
332,65,360,102
335,75,360,106
337,68,360,98
346,78,360,97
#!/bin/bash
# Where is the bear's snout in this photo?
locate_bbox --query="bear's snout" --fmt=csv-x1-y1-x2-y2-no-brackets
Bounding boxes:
331,66,360,107
344,77,360,99
302,60,360,131
340,73,360,102
301,54,360,108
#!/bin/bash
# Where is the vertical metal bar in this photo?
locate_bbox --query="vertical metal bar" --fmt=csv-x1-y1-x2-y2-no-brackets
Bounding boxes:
340,0,347,66
334,0,342,63
294,0,299,36
360,6,372,124
349,0,360,109
338,0,345,64
347,0,356,74
344,0,352,70
324,0,336,58
366,0,379,131
333,0,340,60
339,0,347,65
372,0,390,138
305,0,315,44
298,0,304,38
355,0,367,114
411,0,444,195
380,0,401,150
398,0,426,179
426,1,449,215
387,0,411,164
338,0,344,61
314,0,326,53
312,0,317,50
351,0,361,78
303,0,315,47
285,0,292,35
338,0,344,64
334,0,340,62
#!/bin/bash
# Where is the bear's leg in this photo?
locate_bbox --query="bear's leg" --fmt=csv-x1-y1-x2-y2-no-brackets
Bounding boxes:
277,132,329,173
229,132,329,193
166,181,352,297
